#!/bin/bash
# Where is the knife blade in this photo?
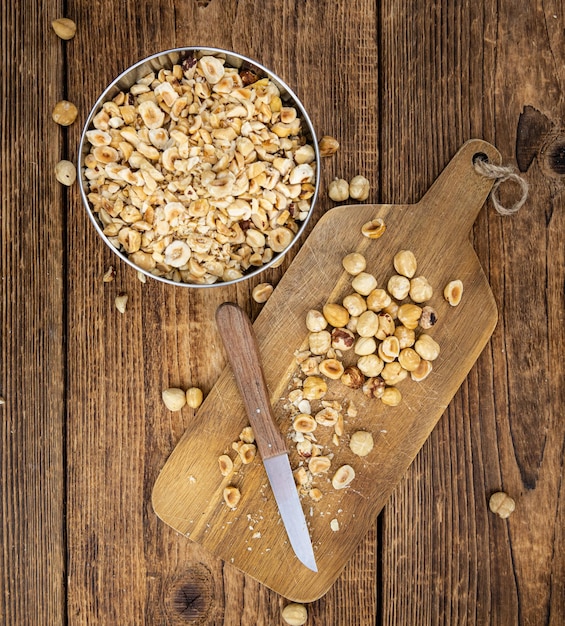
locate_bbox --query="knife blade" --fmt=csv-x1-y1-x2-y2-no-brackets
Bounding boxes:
215,302,318,573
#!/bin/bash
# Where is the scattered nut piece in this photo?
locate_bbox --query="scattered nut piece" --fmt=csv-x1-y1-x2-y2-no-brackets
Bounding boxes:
489,491,515,518
361,217,386,239
393,250,417,278
308,330,332,355
343,293,367,317
410,359,433,382
239,426,255,443
366,288,391,312
293,467,309,486
419,306,438,329
363,376,385,399
332,464,355,490
398,348,421,372
305,309,328,332
319,358,345,380
114,293,128,313
397,303,422,330
318,135,340,157
252,282,273,304
52,100,78,126
137,271,147,283
328,178,350,202
0,396,5,405
162,387,186,411
351,272,378,296
315,406,340,427
55,160,76,186
342,252,366,276
330,518,340,532
350,431,374,457
186,387,203,409
296,439,313,458
349,175,370,201
387,275,411,300
293,413,317,433
309,488,323,502
238,443,257,464
409,276,433,303
381,386,402,406
334,412,345,436
380,361,408,385
357,354,384,377
331,328,355,351
444,279,464,306
51,17,77,40
102,266,116,282
218,454,234,476
414,334,440,361
302,375,327,400
308,456,332,474
323,303,349,328
341,366,365,389
282,602,308,626
223,485,241,509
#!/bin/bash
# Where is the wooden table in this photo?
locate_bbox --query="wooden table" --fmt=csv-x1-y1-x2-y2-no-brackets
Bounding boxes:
2,1,564,624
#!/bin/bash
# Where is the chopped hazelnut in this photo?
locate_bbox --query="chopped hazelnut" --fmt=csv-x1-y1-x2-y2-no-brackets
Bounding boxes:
223,486,241,509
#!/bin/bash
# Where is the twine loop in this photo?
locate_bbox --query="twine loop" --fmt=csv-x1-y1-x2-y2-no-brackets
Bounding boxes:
473,157,529,215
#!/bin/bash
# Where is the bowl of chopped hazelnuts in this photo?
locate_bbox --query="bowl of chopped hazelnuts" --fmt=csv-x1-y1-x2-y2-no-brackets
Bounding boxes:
79,47,320,287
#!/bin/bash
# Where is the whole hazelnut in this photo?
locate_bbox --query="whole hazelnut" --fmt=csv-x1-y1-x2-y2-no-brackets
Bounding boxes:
489,491,516,518
340,366,365,389
342,252,366,275
331,327,355,351
282,603,308,626
420,306,438,329
363,376,385,399
328,178,349,202
162,387,187,411
323,302,350,328
318,135,340,157
305,309,327,332
409,275,434,303
349,175,370,201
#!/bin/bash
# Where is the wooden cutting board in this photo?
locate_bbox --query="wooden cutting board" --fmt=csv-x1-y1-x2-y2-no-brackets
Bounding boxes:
152,139,500,602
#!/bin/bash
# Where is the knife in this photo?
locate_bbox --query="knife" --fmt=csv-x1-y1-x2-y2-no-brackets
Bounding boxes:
215,302,318,573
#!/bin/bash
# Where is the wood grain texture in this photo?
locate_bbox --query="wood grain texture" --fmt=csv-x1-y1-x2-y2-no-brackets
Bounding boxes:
379,1,565,625
3,0,564,624
65,0,379,624
0,1,66,625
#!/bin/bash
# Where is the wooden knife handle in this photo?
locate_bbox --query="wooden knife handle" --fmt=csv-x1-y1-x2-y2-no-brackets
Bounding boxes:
215,302,288,460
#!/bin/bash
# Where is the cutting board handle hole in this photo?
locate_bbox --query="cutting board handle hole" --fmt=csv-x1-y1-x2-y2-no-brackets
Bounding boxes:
473,152,490,164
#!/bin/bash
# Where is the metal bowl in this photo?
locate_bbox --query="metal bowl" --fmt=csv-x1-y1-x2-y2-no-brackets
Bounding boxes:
78,47,320,287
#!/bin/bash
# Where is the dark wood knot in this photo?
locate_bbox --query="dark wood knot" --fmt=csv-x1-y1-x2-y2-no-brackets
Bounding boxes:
164,564,215,624
547,138,565,175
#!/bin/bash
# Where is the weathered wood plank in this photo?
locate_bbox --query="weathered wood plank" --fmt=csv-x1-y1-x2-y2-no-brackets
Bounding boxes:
66,0,379,624
379,1,565,624
0,1,66,624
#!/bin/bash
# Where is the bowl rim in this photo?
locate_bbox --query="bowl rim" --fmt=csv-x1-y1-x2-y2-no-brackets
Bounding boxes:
78,46,320,288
